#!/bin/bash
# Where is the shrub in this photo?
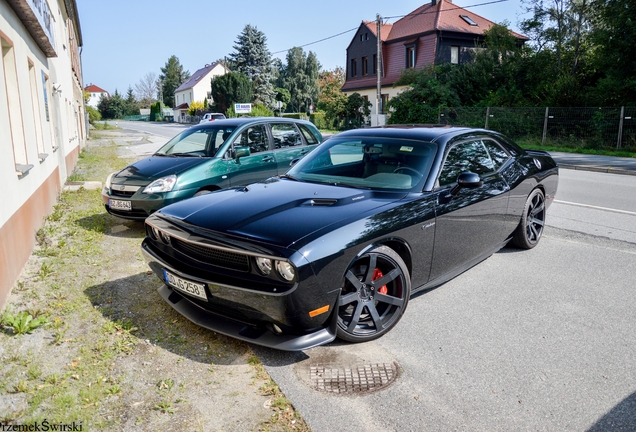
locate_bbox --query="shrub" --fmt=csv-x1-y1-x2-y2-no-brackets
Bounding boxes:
310,111,327,129
86,106,101,124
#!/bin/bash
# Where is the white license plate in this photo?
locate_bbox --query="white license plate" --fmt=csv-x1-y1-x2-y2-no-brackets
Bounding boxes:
163,269,207,301
109,199,132,211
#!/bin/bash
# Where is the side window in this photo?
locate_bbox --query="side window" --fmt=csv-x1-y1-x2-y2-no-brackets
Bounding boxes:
482,139,510,170
233,125,268,154
271,123,303,147
210,128,233,156
438,140,495,186
298,124,319,144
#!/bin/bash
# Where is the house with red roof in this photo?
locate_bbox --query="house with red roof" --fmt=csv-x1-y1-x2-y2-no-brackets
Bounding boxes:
84,83,109,108
341,0,527,125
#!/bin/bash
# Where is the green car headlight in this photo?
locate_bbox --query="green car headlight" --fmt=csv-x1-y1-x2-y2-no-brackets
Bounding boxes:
143,175,177,194
276,261,295,281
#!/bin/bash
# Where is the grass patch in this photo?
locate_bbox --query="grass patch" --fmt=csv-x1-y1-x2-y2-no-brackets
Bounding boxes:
1,135,307,431
91,122,120,131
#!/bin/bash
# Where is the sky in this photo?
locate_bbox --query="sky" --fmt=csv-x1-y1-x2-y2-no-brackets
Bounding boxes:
76,0,528,95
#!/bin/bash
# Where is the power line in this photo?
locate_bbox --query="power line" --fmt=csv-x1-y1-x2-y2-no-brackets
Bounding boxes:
271,0,509,56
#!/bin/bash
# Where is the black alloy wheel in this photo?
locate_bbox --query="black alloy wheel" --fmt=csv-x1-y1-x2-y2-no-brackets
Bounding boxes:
512,188,546,249
337,246,411,343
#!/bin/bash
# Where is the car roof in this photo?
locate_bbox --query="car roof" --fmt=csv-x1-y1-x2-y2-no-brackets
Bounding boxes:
192,117,313,129
334,124,482,142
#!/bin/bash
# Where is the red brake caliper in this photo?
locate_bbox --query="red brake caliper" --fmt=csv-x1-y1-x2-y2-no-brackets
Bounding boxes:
373,268,388,294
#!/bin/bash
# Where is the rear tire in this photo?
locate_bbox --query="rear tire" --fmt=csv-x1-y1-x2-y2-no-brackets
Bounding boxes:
511,189,545,249
336,246,411,343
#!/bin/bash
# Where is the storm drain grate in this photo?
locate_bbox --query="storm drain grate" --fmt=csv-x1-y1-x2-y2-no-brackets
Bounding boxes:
309,362,398,394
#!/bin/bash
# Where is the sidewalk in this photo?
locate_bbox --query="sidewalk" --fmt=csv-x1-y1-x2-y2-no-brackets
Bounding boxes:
549,152,636,175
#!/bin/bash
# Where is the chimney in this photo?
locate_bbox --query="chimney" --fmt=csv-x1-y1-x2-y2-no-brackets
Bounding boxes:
431,0,437,5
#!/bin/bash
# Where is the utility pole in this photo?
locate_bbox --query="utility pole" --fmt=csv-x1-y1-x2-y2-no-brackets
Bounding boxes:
376,14,382,125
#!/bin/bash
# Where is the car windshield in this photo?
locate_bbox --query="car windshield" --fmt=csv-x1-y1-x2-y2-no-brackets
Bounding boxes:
155,126,235,157
287,137,437,190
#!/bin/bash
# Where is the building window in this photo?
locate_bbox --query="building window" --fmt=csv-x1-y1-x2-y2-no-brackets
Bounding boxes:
2,36,28,169
405,42,417,69
451,46,459,64
407,47,415,68
28,60,45,157
362,57,368,76
351,58,357,77
381,94,389,114
460,15,478,26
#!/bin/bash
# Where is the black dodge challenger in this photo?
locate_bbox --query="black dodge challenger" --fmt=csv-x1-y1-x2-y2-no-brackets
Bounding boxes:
142,125,558,351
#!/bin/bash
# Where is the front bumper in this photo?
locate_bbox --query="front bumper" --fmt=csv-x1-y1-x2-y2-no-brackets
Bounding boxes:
102,189,189,220
142,241,339,351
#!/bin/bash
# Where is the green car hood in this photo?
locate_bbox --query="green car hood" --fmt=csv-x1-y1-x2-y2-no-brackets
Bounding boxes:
112,156,210,185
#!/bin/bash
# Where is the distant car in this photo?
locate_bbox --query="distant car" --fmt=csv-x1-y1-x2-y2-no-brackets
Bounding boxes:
199,113,226,123
102,117,322,220
142,125,559,351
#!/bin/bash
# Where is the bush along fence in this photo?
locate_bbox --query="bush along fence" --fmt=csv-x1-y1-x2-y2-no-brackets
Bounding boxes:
438,107,636,150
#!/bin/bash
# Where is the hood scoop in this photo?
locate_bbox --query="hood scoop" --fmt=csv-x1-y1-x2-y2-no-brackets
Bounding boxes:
309,198,338,206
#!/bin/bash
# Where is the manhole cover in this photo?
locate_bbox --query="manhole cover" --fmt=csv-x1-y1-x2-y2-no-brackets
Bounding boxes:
309,362,398,394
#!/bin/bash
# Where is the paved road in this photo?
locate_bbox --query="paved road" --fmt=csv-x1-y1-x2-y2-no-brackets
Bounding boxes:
257,227,636,431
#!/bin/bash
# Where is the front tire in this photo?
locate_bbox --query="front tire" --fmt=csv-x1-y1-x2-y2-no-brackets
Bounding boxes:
511,188,545,249
337,246,411,343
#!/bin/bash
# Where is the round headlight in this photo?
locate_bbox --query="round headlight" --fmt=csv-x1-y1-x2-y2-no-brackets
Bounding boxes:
276,261,295,281
151,226,160,240
255,257,273,276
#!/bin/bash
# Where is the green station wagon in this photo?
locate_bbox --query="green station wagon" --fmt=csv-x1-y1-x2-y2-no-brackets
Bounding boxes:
102,117,323,220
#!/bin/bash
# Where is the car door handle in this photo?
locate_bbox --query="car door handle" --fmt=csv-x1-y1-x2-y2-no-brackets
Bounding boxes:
262,156,275,162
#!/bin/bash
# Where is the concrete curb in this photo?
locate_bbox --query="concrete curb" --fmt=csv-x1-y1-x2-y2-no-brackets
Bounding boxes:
558,164,636,176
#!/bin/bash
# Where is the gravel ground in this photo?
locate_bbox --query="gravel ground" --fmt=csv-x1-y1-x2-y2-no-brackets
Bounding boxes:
0,129,308,431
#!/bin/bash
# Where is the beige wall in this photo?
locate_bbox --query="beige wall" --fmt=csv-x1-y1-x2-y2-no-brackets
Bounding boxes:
0,0,85,307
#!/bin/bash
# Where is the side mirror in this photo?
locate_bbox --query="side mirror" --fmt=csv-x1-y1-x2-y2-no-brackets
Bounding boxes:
234,146,251,160
450,172,483,196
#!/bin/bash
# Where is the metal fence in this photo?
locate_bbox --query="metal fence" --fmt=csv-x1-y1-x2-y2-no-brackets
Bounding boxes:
438,107,636,150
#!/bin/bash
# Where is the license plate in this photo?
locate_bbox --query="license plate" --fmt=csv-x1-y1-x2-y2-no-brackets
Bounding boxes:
109,199,132,211
163,270,207,301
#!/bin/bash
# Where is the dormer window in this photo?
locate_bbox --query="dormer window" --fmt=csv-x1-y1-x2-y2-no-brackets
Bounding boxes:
460,15,478,26
404,40,418,69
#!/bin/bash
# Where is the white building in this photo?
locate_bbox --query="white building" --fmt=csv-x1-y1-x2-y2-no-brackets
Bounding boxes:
84,83,109,108
0,0,86,307
173,62,228,122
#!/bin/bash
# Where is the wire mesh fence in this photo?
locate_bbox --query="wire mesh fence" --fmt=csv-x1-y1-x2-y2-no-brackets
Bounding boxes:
438,106,636,150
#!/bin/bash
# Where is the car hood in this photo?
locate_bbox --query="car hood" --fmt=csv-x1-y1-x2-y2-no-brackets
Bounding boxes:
112,156,209,184
158,178,406,247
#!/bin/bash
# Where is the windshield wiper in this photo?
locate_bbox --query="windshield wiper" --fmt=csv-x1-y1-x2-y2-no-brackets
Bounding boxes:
166,152,202,158
331,182,370,190
279,174,304,182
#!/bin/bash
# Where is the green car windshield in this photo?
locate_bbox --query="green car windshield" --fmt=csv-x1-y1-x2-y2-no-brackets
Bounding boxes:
287,137,437,190
155,126,235,157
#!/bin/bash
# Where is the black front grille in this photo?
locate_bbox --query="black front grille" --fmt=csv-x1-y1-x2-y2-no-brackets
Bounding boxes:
110,189,136,198
171,238,250,272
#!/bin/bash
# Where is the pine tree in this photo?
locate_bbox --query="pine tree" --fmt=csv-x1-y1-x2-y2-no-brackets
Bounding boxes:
159,55,190,108
229,25,276,109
